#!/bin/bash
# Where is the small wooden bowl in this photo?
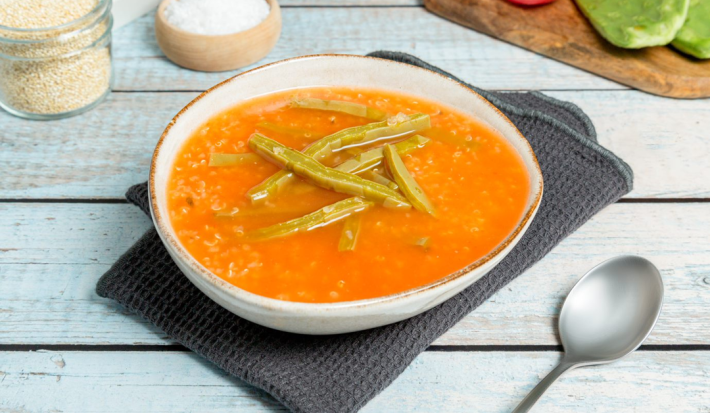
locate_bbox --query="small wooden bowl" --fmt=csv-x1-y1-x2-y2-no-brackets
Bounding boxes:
155,0,281,72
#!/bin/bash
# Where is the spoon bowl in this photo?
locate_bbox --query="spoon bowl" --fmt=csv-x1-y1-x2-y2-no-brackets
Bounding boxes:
513,255,664,412
560,255,664,363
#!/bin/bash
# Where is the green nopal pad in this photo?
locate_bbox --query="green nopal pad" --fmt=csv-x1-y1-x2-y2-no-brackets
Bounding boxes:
576,0,690,48
672,0,710,58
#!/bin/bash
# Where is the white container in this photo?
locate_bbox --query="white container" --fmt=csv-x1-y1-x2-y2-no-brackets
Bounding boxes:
112,0,161,29
149,55,544,335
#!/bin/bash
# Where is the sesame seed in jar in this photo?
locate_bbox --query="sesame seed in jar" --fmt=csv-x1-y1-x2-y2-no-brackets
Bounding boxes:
0,0,98,29
0,0,112,118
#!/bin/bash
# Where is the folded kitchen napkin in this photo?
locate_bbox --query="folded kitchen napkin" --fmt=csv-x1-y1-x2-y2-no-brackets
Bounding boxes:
96,51,633,413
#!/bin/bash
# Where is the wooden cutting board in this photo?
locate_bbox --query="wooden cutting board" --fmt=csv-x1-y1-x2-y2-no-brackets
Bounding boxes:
424,0,710,99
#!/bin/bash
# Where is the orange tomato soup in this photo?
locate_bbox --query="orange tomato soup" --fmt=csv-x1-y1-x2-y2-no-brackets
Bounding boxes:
167,87,530,303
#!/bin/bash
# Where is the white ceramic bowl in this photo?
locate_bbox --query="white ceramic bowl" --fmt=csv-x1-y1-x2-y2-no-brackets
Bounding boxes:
150,55,543,335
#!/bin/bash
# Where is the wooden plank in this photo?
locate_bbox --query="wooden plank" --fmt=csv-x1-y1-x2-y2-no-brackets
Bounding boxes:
1,202,709,346
0,90,707,200
0,93,184,200
545,91,710,199
0,350,708,412
111,9,623,92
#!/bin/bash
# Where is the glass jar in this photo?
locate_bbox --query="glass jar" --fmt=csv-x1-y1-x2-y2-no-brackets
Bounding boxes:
0,0,113,120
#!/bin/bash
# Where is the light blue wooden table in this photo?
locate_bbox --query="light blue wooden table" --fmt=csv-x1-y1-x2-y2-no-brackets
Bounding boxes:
1,1,709,411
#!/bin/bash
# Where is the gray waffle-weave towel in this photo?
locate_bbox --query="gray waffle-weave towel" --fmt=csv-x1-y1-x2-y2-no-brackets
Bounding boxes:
96,51,633,413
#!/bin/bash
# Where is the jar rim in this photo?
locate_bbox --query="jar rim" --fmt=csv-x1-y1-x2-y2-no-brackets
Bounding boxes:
0,14,113,61
0,0,111,47
0,0,110,34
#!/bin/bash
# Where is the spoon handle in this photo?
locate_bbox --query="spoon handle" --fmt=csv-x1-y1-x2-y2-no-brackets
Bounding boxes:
512,359,576,413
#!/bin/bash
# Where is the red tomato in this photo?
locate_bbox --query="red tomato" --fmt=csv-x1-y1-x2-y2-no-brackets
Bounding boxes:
506,0,556,6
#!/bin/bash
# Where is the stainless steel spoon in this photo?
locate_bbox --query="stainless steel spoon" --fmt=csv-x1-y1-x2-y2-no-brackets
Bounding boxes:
512,255,664,413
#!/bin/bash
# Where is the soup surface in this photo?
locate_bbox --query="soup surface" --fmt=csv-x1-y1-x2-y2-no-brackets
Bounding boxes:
167,87,531,303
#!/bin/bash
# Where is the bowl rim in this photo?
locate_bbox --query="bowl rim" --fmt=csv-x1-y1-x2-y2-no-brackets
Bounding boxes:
156,0,280,39
149,53,544,312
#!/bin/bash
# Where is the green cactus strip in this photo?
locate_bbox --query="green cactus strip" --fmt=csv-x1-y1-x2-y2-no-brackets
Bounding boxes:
576,0,690,48
672,0,710,59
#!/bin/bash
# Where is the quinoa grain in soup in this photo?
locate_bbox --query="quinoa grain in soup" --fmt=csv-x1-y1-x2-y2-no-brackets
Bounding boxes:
167,87,531,303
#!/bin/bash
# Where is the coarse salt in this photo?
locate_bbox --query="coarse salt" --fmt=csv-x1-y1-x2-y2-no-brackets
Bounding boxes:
165,0,270,35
